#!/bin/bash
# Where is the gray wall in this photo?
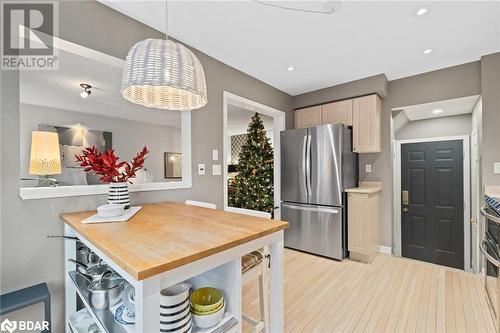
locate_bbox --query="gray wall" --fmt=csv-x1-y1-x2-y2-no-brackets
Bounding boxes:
0,1,292,331
291,61,482,247
395,114,472,140
481,53,500,187
367,61,482,248
293,73,389,109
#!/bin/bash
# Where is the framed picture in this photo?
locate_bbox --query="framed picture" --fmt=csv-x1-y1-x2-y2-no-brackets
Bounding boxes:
164,152,182,179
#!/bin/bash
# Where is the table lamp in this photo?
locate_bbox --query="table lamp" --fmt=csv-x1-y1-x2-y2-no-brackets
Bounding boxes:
29,131,61,187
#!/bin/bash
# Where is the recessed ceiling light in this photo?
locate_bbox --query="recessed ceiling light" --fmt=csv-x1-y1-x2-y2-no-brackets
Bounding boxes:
432,109,443,114
287,66,294,72
423,49,433,55
416,8,428,16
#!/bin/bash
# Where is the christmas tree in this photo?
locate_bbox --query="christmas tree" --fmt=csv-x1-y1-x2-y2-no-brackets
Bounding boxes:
228,112,274,214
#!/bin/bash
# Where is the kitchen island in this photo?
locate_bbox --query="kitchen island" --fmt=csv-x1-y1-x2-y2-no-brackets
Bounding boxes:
61,202,288,333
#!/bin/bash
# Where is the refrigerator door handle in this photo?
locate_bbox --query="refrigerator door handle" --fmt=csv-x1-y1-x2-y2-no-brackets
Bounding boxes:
281,203,339,214
302,134,308,198
306,134,312,197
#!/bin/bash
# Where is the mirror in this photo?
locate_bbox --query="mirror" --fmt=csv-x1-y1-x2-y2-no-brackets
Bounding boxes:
19,37,191,199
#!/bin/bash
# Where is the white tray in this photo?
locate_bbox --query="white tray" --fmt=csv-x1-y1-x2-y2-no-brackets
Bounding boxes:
82,206,142,224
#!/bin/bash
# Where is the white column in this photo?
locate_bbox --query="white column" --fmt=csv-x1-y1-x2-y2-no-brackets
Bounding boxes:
135,275,161,333
269,231,284,333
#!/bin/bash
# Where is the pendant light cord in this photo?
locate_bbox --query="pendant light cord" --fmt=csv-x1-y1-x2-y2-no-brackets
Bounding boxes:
255,0,337,14
165,0,168,40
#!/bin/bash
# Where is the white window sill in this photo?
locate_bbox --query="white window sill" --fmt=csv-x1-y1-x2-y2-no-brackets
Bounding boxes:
19,180,192,200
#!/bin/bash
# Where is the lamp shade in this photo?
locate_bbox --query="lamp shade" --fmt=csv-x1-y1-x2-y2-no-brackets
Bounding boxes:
29,131,62,176
121,38,208,111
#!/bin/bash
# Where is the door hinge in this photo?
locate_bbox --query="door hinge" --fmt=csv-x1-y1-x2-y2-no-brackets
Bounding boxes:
470,218,478,224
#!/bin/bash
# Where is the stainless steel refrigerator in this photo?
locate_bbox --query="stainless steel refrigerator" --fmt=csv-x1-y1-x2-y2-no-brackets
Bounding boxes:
280,123,357,259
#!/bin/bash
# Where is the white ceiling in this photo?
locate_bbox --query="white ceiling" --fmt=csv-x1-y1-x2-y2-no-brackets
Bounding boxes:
99,0,500,95
397,95,479,121
20,48,181,127
227,105,273,136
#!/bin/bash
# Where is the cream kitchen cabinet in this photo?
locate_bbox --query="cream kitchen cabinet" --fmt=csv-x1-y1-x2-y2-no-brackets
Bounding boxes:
322,99,353,126
294,105,322,128
352,94,382,153
293,94,382,153
346,183,381,263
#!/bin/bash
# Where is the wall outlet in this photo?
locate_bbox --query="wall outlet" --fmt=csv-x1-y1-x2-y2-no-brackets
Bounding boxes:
495,162,500,174
212,149,219,161
365,164,372,173
212,164,221,176
198,163,206,176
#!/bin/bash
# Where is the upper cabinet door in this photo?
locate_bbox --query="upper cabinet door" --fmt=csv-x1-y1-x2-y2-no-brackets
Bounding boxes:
294,105,322,128
352,95,382,153
322,99,353,126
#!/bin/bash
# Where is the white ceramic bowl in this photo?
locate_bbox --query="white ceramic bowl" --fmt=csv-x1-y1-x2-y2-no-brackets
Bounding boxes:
124,284,135,314
97,204,125,218
192,303,224,329
160,283,192,307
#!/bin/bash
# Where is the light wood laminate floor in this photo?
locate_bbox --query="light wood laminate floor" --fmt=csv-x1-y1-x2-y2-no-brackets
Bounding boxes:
242,249,495,333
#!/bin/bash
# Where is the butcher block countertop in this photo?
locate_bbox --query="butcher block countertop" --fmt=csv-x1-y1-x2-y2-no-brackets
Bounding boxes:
61,202,288,281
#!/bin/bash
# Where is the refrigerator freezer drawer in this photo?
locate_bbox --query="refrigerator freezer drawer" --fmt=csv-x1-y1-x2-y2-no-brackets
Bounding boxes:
282,202,346,259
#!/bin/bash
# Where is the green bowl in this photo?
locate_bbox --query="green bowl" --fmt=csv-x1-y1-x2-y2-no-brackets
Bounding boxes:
190,287,224,313
191,300,224,316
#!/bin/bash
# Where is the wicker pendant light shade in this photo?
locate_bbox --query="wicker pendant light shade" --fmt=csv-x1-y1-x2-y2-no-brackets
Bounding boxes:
121,38,207,110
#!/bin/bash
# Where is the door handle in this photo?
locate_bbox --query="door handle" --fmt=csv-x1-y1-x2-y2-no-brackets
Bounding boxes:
306,134,312,196
402,190,409,205
302,135,308,196
402,207,409,213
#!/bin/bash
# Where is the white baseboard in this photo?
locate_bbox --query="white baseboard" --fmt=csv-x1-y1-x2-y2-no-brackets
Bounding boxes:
379,246,392,254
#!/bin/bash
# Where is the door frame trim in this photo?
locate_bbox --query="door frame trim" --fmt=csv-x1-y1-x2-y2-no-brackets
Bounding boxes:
222,91,286,219
392,135,471,272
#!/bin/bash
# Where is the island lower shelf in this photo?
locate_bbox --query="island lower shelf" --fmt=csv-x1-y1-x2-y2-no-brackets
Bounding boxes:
68,271,133,333
68,266,240,333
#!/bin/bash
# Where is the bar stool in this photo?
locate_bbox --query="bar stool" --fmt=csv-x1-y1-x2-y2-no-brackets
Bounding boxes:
185,200,217,210
225,207,271,333
185,202,270,332
0,283,51,333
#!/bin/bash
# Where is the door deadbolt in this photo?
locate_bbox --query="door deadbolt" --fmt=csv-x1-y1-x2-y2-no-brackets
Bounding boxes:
402,190,409,205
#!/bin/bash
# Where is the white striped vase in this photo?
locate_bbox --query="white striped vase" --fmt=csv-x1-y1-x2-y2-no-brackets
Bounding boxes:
108,182,130,210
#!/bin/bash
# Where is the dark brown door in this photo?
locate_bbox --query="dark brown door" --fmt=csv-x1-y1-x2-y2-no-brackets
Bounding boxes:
401,140,464,269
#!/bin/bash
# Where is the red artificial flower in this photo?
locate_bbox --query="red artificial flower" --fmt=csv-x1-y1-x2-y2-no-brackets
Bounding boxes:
75,146,149,183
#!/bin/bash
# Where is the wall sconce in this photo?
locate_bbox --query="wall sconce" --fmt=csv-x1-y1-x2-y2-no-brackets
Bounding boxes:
80,83,92,99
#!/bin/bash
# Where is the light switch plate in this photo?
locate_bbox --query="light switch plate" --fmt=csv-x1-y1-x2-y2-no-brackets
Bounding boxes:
198,163,206,176
212,149,219,161
365,164,372,173
495,163,500,174
212,164,221,176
